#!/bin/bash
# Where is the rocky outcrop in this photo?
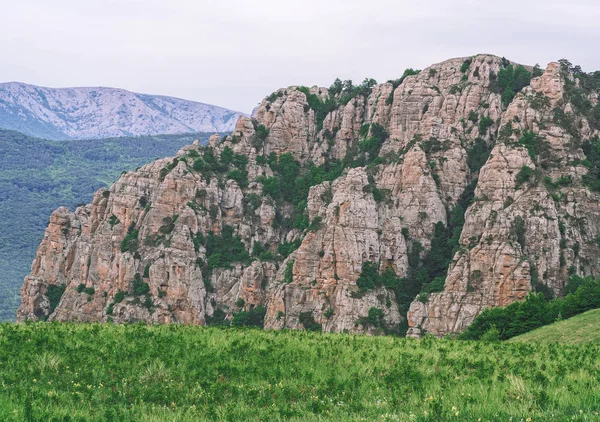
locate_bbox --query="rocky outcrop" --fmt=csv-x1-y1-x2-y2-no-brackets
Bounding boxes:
18,55,600,336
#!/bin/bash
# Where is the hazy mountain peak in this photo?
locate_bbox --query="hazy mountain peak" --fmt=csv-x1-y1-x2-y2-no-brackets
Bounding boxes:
0,82,244,140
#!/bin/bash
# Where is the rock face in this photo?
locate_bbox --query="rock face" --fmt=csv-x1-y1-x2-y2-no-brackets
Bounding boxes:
0,82,243,140
18,55,600,336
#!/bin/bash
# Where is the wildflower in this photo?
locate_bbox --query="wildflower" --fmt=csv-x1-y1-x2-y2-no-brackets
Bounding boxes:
455,411,459,417
580,410,583,414
452,406,457,411
526,418,532,422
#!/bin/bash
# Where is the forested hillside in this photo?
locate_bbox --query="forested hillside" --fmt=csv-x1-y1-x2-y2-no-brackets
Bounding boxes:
0,130,215,320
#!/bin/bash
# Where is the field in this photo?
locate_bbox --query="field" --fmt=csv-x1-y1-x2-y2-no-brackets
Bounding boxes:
510,308,600,344
0,323,599,421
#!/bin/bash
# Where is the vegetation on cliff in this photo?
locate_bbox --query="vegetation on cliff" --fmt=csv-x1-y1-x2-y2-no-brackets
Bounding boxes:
0,130,213,321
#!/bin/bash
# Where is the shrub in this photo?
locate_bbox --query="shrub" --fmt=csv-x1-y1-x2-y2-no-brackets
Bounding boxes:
466,138,491,173
231,306,266,328
143,263,151,278
298,312,322,332
461,58,473,73
205,308,229,327
226,168,248,188
478,116,494,133
46,284,66,316
252,124,269,150
159,215,178,235
132,274,150,296
120,229,139,253
206,226,251,269
278,240,301,258
113,290,126,303
356,262,381,291
283,260,295,284
368,307,385,326
515,166,533,187
512,216,526,249
108,214,120,228
491,64,532,106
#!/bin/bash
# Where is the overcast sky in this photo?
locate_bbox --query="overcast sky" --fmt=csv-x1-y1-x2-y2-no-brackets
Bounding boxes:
1,0,599,113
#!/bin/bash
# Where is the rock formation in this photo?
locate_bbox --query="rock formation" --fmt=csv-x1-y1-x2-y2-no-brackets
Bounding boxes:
18,55,600,336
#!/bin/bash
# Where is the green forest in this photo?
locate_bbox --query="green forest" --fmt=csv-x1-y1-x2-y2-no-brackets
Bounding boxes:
0,129,214,321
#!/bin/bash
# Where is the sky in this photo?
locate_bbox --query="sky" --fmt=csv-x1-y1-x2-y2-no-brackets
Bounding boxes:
1,0,599,113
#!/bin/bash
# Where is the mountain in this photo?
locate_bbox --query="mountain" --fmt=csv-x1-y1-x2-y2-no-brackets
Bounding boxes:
16,55,600,336
0,129,217,321
0,82,243,140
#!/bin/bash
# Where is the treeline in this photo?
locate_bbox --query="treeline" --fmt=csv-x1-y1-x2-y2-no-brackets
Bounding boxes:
461,275,600,341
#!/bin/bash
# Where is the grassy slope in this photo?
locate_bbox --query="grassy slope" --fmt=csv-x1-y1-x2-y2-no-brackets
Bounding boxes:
509,308,600,344
0,323,599,421
0,130,214,321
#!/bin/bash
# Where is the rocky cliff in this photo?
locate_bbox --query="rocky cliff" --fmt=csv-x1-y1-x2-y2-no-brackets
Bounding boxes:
0,82,243,140
18,55,600,336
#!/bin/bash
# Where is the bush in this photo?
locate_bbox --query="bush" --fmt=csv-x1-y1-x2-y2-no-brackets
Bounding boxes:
278,240,301,258
283,260,294,284
120,229,139,253
226,168,248,188
132,274,150,296
205,308,229,327
113,290,126,303
108,214,120,228
356,262,381,291
478,116,494,133
466,138,491,173
461,58,473,73
231,306,266,328
368,307,385,326
298,312,322,332
143,263,151,278
45,284,66,316
515,166,533,187
252,123,269,150
206,226,252,269
491,64,532,106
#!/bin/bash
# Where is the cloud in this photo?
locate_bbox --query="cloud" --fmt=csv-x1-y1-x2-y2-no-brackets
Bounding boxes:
1,0,598,113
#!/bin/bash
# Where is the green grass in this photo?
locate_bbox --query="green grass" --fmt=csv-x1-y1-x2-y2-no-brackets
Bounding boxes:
509,308,600,344
1,323,599,421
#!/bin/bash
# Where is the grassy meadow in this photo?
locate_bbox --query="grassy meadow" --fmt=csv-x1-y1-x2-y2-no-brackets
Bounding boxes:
510,308,600,344
0,323,599,421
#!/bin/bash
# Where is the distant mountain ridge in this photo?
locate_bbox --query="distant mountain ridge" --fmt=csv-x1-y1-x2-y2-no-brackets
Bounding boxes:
0,82,243,140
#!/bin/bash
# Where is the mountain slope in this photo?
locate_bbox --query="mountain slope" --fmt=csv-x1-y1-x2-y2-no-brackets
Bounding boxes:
0,129,216,321
16,55,600,336
509,309,600,344
0,82,243,139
